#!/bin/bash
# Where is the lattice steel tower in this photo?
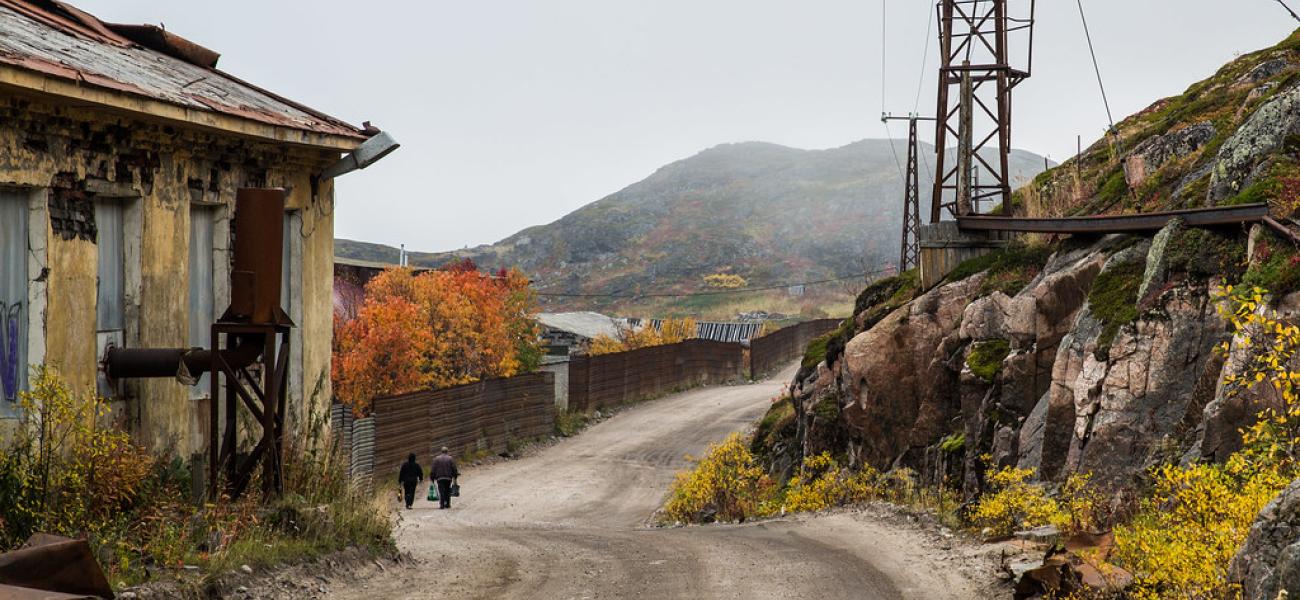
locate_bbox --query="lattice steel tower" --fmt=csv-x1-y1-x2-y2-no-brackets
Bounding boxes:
931,0,1036,222
883,114,935,271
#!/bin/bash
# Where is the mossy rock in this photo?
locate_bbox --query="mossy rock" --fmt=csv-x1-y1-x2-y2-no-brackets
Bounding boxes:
944,240,1056,297
812,397,839,422
966,339,1011,384
1243,230,1300,295
1163,226,1247,282
1088,255,1147,359
751,399,796,457
801,331,833,371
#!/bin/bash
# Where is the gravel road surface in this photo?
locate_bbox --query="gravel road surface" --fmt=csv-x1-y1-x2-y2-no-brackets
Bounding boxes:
323,364,1003,600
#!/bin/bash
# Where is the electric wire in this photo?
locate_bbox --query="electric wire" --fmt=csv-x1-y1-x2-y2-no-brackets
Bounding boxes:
1075,0,1116,132
1272,0,1300,23
534,269,892,299
912,0,934,115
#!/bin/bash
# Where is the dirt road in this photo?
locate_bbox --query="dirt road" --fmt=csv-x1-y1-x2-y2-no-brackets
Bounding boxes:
324,364,1004,600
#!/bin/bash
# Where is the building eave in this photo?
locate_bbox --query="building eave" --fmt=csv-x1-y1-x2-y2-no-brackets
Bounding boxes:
0,63,365,152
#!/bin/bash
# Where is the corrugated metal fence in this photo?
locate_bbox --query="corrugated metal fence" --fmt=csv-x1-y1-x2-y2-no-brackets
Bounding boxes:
368,371,557,483
568,338,744,413
749,318,843,378
331,403,375,489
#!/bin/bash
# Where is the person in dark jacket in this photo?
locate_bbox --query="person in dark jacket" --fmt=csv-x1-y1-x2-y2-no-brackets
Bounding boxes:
430,446,459,509
397,453,424,509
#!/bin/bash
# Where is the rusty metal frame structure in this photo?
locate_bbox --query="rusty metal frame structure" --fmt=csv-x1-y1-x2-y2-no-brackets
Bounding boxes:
883,114,936,271
931,0,1035,222
208,322,291,499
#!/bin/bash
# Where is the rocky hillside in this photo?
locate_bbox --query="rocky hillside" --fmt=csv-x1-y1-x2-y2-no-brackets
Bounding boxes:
338,140,1048,314
756,30,1300,598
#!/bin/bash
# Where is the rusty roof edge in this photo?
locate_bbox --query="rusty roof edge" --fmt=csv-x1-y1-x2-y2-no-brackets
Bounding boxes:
0,62,365,151
208,67,368,137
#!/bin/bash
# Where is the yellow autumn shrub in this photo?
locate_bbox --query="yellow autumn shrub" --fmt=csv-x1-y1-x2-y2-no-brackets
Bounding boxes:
968,466,1060,537
1113,458,1284,599
782,452,882,512
1051,472,1107,536
662,433,774,523
1108,286,1298,598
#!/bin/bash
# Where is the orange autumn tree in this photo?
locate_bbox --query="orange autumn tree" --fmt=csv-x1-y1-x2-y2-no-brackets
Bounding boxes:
333,262,541,415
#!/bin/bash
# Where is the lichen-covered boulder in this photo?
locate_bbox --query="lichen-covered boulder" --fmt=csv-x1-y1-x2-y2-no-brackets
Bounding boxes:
1125,122,1216,189
1210,82,1300,203
1230,478,1300,600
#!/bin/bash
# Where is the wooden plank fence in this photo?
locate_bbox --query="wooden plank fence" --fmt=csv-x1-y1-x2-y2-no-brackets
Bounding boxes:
748,318,843,378
568,338,744,413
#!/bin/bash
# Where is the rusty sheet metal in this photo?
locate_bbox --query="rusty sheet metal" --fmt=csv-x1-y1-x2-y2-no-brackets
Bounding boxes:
0,533,114,599
0,583,98,599
956,203,1270,234
0,1,364,139
749,319,841,378
568,339,744,413
370,372,556,481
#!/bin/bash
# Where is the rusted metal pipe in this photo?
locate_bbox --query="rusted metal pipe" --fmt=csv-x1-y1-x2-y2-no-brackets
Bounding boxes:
104,337,263,382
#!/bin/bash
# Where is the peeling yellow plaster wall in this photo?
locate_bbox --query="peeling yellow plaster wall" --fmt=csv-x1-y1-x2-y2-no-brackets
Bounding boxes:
0,91,348,460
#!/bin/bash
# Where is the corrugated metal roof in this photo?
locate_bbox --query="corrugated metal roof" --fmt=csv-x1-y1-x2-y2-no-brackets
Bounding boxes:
536,312,621,340
0,0,366,141
646,319,765,344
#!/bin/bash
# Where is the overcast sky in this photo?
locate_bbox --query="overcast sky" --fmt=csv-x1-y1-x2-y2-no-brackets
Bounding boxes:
74,1,1298,251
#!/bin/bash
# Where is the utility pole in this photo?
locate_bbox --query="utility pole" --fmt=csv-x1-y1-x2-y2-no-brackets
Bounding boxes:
882,113,936,271
932,0,1036,222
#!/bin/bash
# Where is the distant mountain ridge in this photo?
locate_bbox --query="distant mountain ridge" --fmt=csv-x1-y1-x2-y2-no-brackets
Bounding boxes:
337,139,1051,311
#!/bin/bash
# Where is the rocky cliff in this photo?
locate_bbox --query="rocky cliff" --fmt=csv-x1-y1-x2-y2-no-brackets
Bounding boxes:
760,31,1300,598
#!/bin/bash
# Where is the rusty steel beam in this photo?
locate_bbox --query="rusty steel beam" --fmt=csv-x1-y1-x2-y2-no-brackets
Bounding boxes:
955,203,1270,233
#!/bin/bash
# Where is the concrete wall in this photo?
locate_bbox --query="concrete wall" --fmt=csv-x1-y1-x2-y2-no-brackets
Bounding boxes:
540,359,570,411
0,90,344,457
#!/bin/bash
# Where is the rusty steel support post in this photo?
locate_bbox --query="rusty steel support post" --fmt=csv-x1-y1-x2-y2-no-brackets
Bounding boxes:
932,0,1034,222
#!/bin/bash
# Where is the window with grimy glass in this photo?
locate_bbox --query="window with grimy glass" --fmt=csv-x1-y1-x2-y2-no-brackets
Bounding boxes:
0,190,28,403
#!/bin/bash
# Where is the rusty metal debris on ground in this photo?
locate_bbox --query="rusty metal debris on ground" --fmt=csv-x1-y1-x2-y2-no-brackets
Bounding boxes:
0,533,114,599
1010,530,1133,599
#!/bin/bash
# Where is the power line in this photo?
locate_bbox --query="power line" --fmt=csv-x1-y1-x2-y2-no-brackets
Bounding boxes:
912,0,934,114
1075,0,1116,132
535,269,892,299
1272,0,1300,23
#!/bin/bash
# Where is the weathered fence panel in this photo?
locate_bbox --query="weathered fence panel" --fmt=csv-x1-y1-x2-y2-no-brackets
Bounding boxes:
568,338,744,413
749,318,842,378
350,417,374,489
368,371,556,482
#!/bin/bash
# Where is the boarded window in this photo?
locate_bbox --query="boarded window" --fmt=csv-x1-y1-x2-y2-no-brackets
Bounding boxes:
188,205,216,398
0,190,27,402
95,201,125,332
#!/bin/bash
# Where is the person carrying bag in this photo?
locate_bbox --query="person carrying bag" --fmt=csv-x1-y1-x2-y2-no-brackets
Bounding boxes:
430,446,460,509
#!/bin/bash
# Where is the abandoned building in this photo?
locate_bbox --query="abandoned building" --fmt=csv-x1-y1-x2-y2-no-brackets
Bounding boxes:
0,0,390,460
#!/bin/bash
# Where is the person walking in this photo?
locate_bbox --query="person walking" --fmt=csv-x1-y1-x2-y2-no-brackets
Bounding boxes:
431,446,459,509
397,453,424,510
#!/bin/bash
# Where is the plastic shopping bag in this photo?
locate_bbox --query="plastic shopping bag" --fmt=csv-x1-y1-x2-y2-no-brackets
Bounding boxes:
427,482,439,502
